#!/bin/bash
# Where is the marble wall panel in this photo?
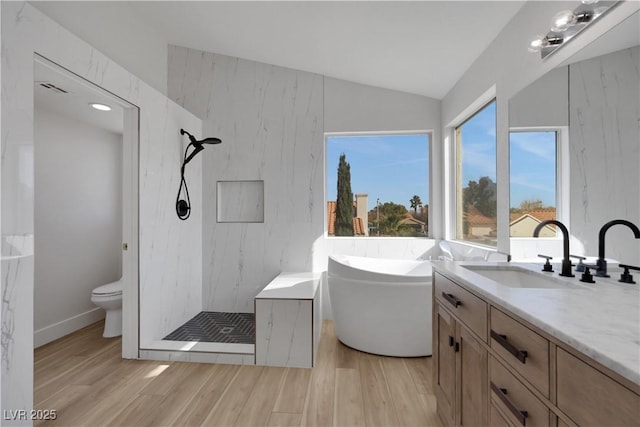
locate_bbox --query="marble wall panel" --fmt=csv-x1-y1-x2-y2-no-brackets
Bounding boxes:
1,2,203,418
169,46,324,312
255,299,313,368
569,46,640,265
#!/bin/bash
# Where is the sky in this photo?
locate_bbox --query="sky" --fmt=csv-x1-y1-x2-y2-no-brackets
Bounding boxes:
509,131,556,208
326,133,429,212
459,101,556,209
325,103,556,213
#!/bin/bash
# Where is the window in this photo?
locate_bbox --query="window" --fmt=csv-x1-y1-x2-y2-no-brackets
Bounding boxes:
325,133,429,237
455,100,497,247
509,131,557,237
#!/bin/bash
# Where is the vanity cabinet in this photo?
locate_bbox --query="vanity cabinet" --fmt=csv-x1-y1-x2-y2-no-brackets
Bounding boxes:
490,355,550,427
490,307,550,398
432,270,640,427
434,273,488,426
556,348,639,426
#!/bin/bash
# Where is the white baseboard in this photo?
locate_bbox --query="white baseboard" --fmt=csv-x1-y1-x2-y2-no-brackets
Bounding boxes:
34,307,105,348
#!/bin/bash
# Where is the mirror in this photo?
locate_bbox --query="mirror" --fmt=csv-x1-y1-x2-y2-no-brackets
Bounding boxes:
508,11,640,265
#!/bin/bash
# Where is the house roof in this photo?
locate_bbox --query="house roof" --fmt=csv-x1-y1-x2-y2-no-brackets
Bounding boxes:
400,214,425,226
465,206,496,226
327,201,364,236
510,207,556,227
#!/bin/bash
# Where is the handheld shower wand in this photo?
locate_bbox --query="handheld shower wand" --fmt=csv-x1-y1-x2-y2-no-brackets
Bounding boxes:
176,129,222,220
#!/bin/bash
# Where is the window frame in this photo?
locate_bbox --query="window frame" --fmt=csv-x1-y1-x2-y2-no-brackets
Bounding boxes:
323,130,433,239
453,98,498,248
508,125,570,241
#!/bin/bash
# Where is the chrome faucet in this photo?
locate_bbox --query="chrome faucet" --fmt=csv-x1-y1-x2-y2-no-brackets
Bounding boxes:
596,220,640,277
533,220,574,277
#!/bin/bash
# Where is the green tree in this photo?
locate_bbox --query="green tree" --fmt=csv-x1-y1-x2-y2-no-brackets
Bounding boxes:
335,153,354,236
381,214,404,236
367,202,409,236
519,199,544,211
463,176,497,218
378,201,408,217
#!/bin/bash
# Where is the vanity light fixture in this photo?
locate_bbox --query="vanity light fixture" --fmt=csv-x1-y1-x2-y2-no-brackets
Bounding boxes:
529,0,619,59
89,102,112,111
176,128,222,220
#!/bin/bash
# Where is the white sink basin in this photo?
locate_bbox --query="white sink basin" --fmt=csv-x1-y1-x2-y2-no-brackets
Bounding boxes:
462,265,578,289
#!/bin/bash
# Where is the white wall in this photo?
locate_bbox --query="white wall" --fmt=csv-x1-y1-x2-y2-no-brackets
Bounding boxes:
1,3,203,421
34,107,122,346
30,1,169,95
168,46,440,318
508,66,568,129
441,1,640,261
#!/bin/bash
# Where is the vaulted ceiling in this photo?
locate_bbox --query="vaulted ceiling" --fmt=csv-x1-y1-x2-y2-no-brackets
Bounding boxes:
128,1,525,99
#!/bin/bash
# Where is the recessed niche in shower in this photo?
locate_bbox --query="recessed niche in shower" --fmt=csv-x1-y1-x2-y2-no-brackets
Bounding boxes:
216,180,265,223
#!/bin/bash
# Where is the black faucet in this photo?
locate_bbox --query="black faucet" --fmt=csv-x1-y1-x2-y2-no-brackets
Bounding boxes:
533,220,574,277
596,220,640,277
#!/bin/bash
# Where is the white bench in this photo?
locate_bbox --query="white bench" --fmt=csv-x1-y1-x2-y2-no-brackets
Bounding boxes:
254,272,321,368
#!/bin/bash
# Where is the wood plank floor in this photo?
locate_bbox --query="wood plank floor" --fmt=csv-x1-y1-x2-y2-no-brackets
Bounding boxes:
34,320,442,427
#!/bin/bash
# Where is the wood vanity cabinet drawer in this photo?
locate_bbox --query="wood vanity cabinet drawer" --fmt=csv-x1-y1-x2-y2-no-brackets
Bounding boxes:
490,402,515,427
490,356,550,427
557,348,640,426
490,307,550,397
434,273,487,341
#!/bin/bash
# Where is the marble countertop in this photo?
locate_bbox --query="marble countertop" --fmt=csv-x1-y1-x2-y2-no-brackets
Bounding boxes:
255,272,322,299
432,260,640,386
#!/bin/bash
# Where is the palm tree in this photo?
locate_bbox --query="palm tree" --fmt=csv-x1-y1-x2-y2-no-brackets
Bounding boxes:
410,195,422,214
382,214,406,236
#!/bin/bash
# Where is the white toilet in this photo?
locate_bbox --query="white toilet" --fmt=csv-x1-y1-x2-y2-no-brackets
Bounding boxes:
91,280,123,338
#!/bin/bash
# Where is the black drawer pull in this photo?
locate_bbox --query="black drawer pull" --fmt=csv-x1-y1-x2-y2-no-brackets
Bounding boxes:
442,292,462,308
491,382,528,426
448,335,454,347
491,330,528,364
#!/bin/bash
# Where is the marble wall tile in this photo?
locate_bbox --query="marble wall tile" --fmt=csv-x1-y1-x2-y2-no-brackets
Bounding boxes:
169,46,325,312
1,256,32,425
138,99,203,345
569,46,640,265
1,2,203,418
255,299,313,368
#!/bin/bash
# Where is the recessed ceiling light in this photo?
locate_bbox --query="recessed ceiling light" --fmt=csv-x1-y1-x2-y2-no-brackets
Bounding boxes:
90,103,111,111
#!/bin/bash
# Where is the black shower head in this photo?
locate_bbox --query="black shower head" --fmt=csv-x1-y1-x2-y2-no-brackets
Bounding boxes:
177,128,222,220
199,137,222,145
180,128,222,145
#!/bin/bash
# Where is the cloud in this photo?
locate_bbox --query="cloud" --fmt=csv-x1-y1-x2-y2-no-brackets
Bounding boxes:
510,132,555,160
461,142,496,179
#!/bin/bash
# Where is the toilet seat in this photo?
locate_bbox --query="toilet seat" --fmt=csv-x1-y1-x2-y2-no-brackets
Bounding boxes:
92,281,122,297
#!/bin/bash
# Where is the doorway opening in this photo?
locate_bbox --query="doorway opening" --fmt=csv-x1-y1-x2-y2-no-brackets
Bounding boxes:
32,54,139,358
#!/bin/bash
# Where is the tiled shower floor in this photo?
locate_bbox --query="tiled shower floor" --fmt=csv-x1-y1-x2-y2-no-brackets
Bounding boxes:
163,311,255,344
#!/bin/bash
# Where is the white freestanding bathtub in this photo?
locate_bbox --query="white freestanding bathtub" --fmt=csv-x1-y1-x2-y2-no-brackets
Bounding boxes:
327,254,432,357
